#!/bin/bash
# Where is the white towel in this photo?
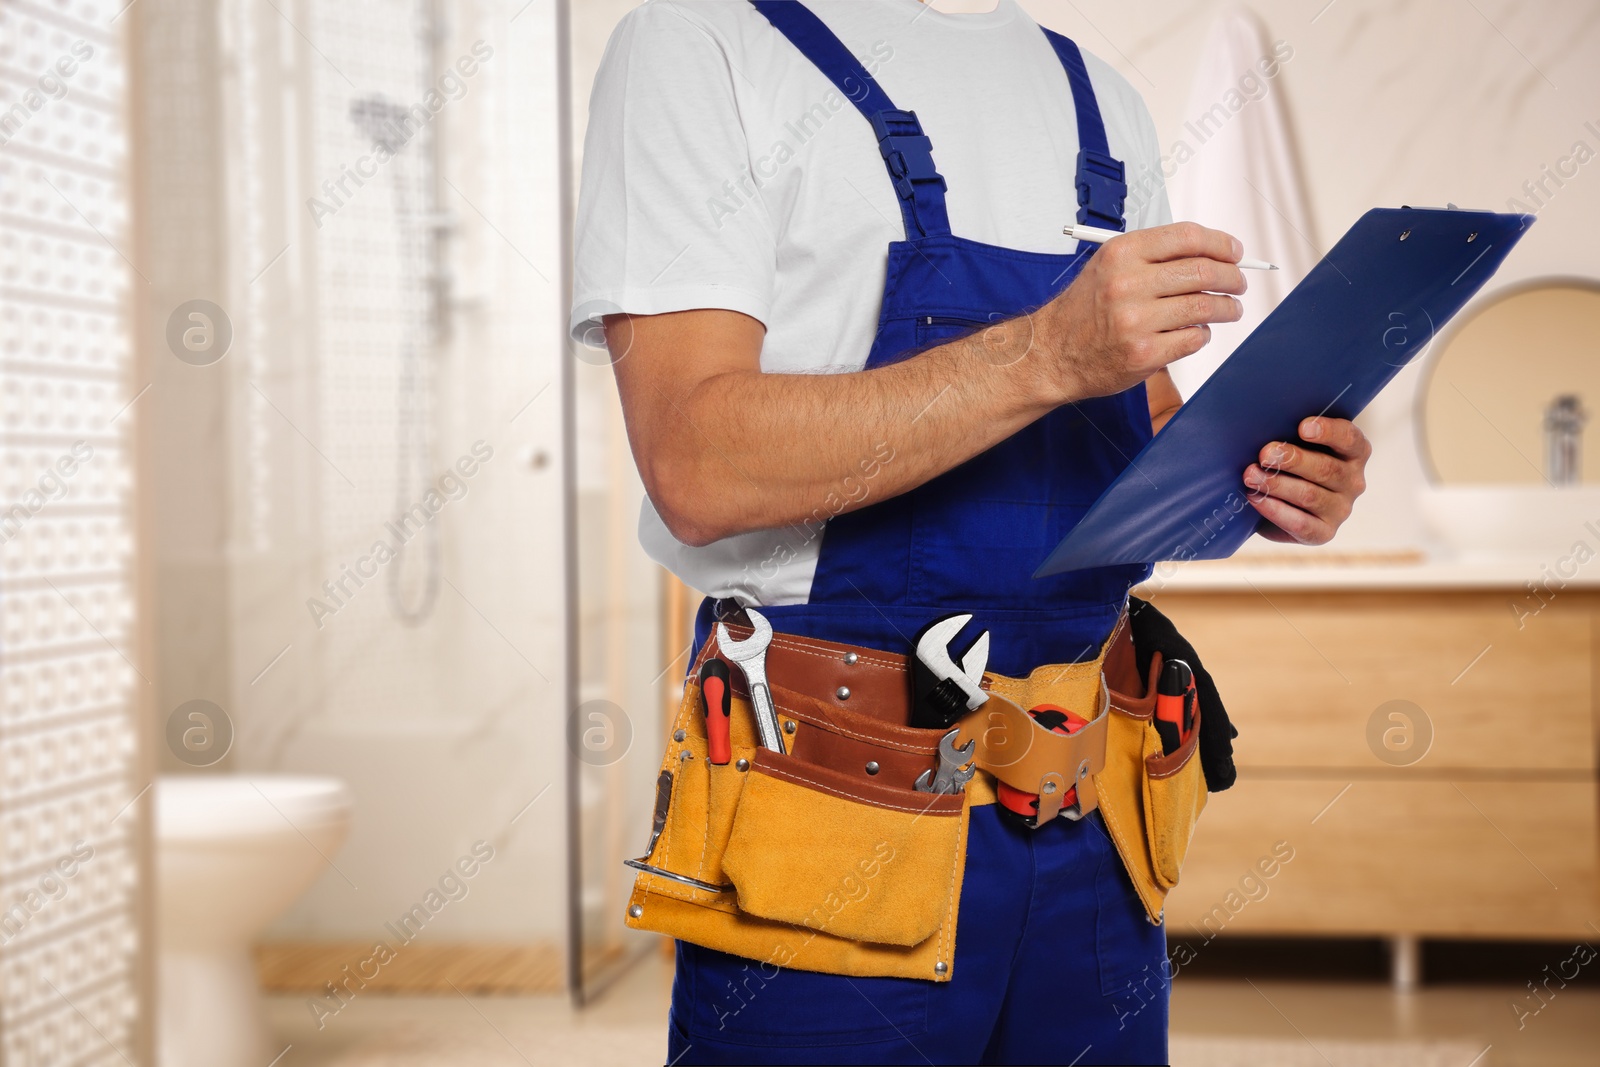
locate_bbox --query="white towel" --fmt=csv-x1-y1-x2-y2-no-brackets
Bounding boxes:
1167,8,1316,399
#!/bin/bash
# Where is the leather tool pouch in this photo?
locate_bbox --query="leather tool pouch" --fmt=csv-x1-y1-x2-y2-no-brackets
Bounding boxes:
624,635,970,982
723,742,964,947
1142,689,1205,890
1097,629,1210,922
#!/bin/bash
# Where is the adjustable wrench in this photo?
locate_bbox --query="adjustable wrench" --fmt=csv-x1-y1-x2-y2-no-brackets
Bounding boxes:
716,609,785,754
911,613,991,729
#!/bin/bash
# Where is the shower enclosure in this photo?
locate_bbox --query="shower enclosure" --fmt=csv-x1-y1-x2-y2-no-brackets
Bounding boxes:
136,0,579,991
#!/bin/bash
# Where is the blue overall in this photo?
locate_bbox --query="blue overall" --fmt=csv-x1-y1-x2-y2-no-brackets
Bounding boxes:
671,4,1168,1063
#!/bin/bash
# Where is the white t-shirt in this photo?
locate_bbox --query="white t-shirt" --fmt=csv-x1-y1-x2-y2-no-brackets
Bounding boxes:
571,0,1172,603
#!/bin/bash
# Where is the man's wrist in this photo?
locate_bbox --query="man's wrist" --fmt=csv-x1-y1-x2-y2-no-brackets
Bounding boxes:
907,316,1070,421
982,314,1074,413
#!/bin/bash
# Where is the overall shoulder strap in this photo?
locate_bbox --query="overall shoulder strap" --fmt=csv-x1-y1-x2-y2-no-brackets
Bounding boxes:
749,0,951,238
1040,28,1129,231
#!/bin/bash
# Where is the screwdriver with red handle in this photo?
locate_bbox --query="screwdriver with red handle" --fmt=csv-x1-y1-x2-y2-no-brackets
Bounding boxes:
1154,658,1194,755
699,659,732,765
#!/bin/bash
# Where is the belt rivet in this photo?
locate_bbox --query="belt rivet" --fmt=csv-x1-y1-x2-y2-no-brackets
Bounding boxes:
835,686,851,701
680,750,693,762
736,758,750,771
865,761,880,775
843,652,858,665
673,728,686,742
1042,781,1057,793
934,961,948,975
629,904,643,919
784,720,797,735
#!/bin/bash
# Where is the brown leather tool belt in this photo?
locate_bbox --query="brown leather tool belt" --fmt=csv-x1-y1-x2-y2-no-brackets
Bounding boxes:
708,611,1143,825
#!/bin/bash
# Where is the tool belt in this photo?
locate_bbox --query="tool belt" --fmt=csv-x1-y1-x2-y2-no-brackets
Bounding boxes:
623,609,1208,982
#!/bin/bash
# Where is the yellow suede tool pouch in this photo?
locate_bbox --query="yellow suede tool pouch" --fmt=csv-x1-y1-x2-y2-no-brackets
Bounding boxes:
1097,648,1210,922
722,747,964,947
623,638,969,982
1142,691,1206,889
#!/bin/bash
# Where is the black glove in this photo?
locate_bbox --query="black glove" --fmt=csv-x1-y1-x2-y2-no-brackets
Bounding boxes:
1126,595,1238,792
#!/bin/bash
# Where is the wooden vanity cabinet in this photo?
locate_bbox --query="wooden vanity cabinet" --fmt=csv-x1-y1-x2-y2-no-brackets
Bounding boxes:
1150,587,1600,940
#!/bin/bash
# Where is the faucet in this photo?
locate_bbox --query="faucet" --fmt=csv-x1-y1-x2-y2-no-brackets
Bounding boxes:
1545,394,1586,486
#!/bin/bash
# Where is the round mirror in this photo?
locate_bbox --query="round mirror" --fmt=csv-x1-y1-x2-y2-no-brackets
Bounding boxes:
1419,278,1600,485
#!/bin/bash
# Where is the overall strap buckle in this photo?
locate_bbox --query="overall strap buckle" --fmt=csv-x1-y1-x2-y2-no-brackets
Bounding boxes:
870,109,950,238
1076,147,1128,230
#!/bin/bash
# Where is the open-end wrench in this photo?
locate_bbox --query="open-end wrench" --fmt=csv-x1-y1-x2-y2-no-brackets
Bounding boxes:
914,728,977,794
716,609,785,754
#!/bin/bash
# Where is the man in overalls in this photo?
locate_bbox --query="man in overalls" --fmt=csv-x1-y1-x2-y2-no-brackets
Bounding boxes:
572,2,1370,1063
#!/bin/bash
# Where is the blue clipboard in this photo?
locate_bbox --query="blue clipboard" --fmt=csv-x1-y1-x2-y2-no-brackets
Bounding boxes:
1035,207,1534,576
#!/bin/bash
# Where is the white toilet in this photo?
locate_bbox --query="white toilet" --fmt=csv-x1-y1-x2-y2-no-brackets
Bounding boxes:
156,775,353,1067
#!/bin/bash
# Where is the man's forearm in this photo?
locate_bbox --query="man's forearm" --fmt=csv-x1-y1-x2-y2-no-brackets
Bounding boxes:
646,327,1053,546
613,225,1249,547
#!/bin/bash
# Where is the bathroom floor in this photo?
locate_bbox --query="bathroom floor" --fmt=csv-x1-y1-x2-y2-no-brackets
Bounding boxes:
265,949,1600,1067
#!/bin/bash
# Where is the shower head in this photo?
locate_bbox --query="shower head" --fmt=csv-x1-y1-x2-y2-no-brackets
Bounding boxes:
349,93,411,152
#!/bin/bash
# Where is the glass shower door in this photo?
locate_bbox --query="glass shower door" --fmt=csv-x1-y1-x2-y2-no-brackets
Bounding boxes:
561,0,683,1004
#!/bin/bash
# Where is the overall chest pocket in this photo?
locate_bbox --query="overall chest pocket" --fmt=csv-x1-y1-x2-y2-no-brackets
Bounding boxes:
909,312,1065,560
897,310,1148,608
913,313,1018,356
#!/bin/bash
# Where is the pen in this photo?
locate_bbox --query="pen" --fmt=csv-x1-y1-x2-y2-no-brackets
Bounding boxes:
1063,223,1279,271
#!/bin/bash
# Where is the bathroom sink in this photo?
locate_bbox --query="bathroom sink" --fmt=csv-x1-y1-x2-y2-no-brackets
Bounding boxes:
1420,485,1600,560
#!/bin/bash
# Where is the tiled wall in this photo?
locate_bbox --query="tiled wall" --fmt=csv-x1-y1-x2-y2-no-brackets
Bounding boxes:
0,0,146,1061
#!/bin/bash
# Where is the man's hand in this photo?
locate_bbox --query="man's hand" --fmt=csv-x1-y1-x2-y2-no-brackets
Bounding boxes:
1244,417,1371,545
1031,222,1247,403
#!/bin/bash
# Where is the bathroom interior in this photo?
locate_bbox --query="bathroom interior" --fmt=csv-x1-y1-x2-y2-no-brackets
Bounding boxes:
2,0,1598,1064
